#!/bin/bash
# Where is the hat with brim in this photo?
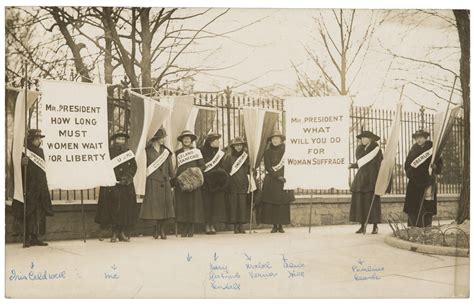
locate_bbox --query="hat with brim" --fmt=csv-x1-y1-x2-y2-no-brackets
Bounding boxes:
27,129,45,140
111,132,129,141
267,130,286,142
152,128,167,140
412,130,430,139
205,133,221,143
230,137,247,146
177,130,197,142
356,130,380,141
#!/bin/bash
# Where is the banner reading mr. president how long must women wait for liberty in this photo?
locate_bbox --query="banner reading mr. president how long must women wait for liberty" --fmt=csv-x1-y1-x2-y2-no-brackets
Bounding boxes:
40,80,116,190
283,96,351,190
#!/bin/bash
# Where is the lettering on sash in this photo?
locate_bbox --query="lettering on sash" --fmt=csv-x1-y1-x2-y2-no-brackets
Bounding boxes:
177,148,203,168
410,148,433,169
204,150,225,173
357,146,380,168
25,148,46,172
146,149,170,177
272,153,286,172
230,152,248,176
110,150,135,168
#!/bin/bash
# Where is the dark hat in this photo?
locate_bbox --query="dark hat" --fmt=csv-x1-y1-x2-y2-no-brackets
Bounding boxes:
152,128,167,140
230,137,247,146
177,130,197,142
27,129,45,140
111,131,129,141
267,130,286,142
412,129,430,139
356,130,380,141
205,133,221,143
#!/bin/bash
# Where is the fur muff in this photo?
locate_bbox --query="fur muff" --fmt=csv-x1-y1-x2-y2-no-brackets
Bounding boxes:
177,167,204,192
206,168,229,193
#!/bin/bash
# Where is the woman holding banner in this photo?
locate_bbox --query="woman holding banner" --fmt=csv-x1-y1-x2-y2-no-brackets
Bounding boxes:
349,131,383,234
403,130,443,227
223,137,250,234
261,130,295,233
174,130,205,237
200,133,228,235
140,128,175,240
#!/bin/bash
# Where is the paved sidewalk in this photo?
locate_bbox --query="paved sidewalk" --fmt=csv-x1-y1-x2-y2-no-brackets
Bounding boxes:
5,223,469,298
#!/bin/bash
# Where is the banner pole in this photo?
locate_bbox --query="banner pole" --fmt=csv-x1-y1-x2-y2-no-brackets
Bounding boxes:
81,190,86,242
249,176,254,234
22,60,28,248
308,191,313,233
363,193,377,235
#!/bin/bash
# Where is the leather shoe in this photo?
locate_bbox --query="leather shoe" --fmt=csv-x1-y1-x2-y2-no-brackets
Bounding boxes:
271,225,278,233
278,225,285,233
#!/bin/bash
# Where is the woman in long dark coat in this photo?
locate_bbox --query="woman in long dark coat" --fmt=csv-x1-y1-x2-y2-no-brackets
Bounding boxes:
349,131,383,234
140,128,175,239
223,137,250,234
261,130,295,233
95,132,138,242
200,133,228,234
174,130,205,237
403,130,443,227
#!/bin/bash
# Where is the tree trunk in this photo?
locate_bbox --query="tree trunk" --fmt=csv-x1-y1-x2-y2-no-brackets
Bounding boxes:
140,8,153,96
453,10,470,223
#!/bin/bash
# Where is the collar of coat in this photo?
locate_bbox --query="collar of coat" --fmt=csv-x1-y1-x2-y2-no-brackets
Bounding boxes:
411,140,433,154
360,141,379,156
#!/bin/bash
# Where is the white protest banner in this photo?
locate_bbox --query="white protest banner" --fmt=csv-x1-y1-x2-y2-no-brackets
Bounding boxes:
40,80,116,190
284,96,350,190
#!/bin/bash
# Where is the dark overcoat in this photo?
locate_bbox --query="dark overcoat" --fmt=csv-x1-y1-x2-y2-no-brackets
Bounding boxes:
403,141,443,215
262,143,295,204
174,148,205,223
140,144,175,220
95,145,138,228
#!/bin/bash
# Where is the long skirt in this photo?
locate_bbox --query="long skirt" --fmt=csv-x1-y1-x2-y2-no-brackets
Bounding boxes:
175,187,204,224
140,179,175,221
261,202,290,225
202,189,227,223
407,200,435,227
349,191,381,224
228,193,249,224
13,207,47,236
95,185,138,230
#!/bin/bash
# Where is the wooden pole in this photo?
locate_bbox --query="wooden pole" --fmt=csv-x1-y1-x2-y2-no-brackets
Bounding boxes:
22,60,28,248
81,190,86,242
363,193,377,235
308,191,313,233
249,181,255,234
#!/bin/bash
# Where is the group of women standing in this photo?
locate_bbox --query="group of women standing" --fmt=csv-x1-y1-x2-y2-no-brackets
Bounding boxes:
95,128,294,242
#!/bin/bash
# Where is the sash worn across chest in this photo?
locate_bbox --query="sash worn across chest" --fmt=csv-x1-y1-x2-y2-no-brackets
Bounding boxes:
357,146,380,168
230,152,248,176
410,148,433,168
25,148,46,172
177,148,203,168
204,150,225,173
110,150,135,168
147,148,170,177
272,153,286,172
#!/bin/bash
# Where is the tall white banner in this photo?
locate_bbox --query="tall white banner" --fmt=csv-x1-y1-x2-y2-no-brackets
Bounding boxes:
40,80,116,190
284,96,350,190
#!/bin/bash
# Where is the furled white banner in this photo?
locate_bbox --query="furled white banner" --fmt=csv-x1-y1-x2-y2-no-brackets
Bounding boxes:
40,80,116,190
283,96,350,190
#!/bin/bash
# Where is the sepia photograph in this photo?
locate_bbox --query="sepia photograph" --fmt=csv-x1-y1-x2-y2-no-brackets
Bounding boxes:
2,0,471,300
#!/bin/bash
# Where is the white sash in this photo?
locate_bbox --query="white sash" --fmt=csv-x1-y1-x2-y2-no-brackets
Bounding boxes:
230,152,248,176
110,150,135,168
204,150,225,173
272,153,286,172
146,149,170,177
25,148,46,172
410,148,433,169
357,146,380,168
177,148,203,168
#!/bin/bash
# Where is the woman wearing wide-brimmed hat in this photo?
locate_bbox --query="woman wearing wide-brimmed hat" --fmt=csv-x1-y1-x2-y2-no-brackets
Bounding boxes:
174,130,205,237
348,130,383,234
261,130,295,233
403,129,443,227
200,133,228,234
140,128,175,239
96,132,138,242
223,137,251,234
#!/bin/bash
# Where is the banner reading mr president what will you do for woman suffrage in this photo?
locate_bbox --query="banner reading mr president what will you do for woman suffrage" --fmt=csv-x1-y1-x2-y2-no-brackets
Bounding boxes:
40,80,116,190
284,96,350,190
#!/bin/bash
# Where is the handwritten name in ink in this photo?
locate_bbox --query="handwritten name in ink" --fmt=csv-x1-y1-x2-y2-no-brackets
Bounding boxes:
9,262,66,281
104,264,120,280
352,259,384,281
209,259,241,290
282,254,305,279
245,260,278,280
